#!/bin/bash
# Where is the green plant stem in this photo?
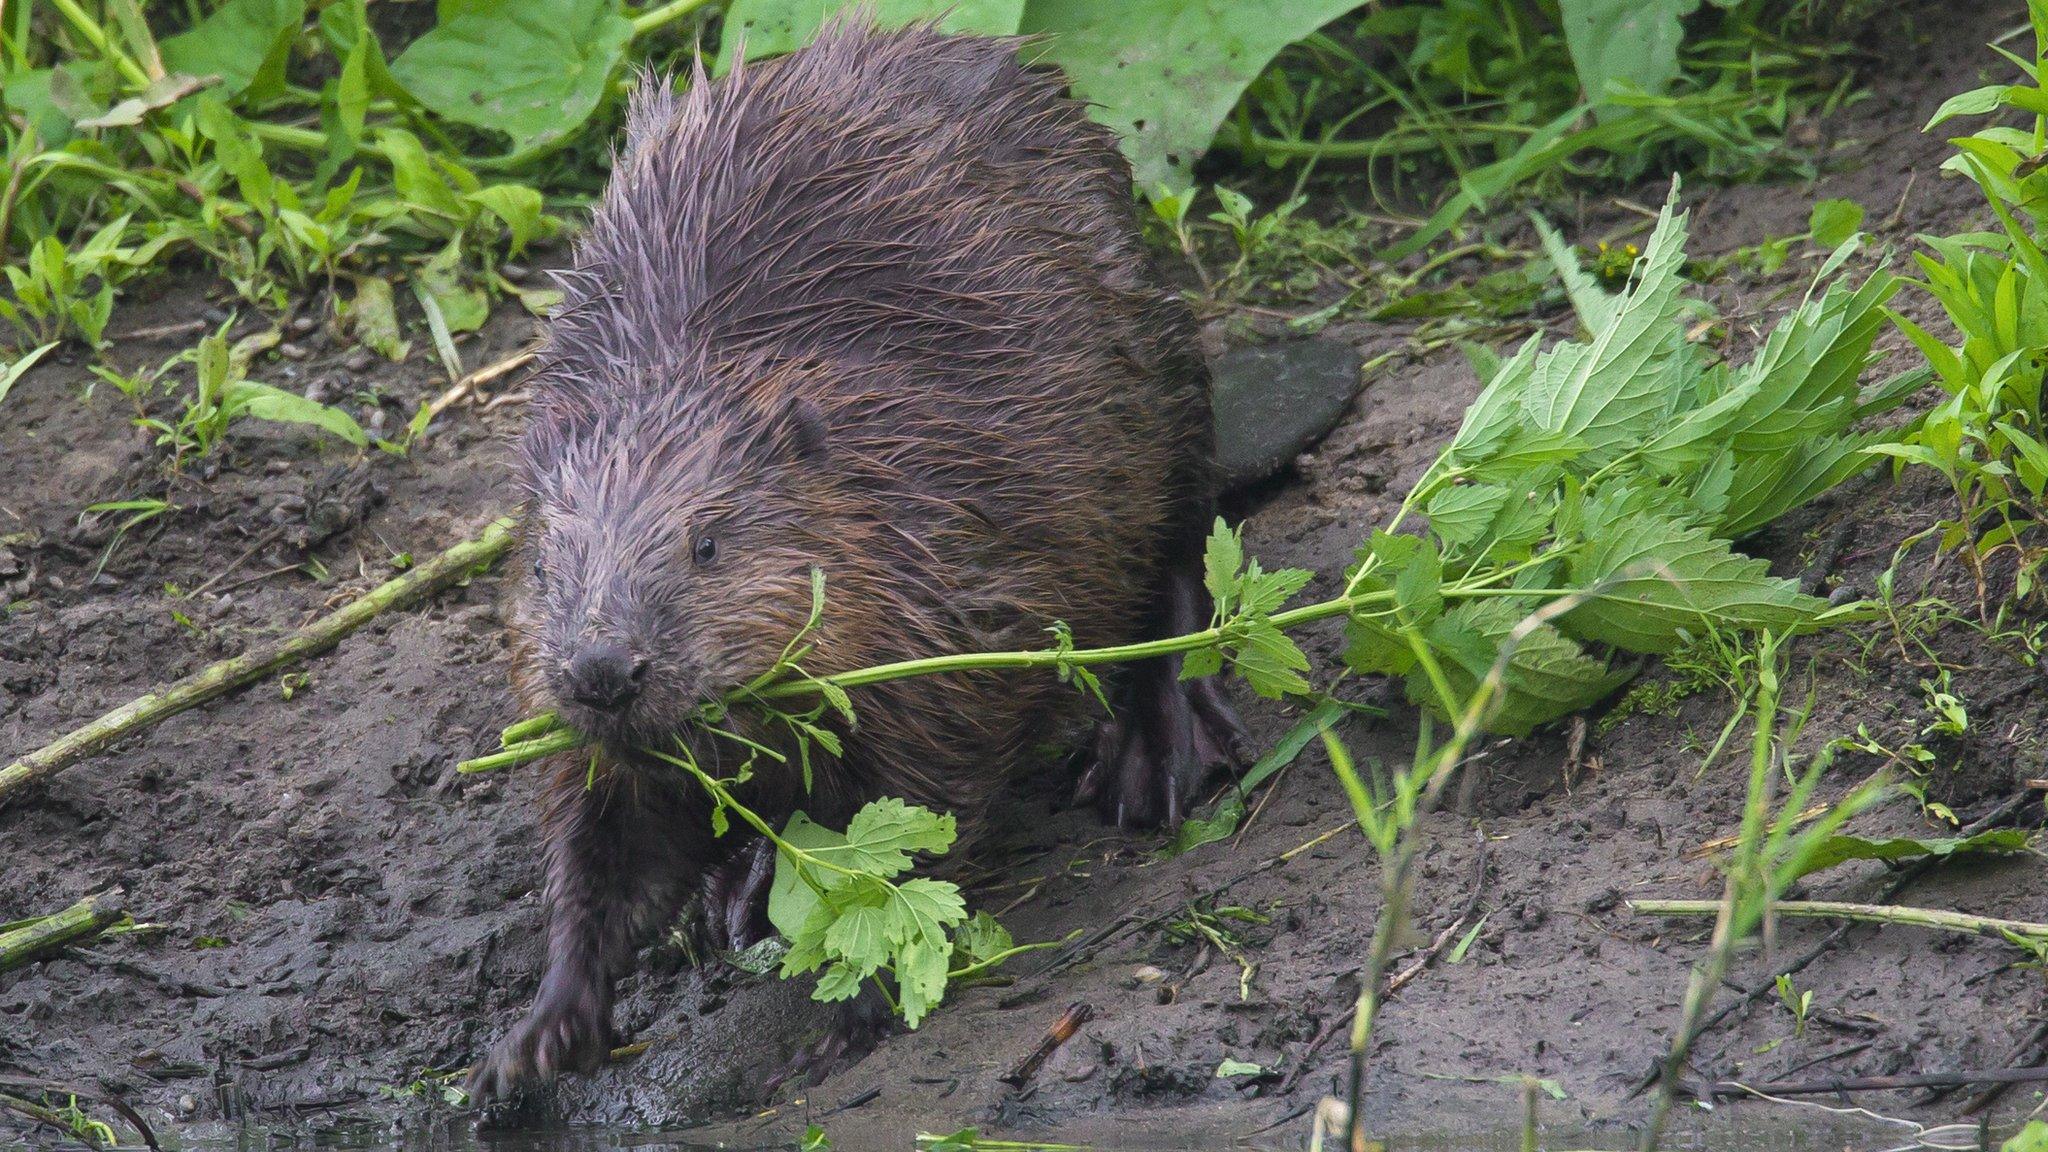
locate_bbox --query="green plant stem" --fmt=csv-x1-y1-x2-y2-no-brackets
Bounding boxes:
631,0,721,36
1629,899,2048,943
0,889,125,974
460,562,1598,774
1640,653,1780,1152
1231,125,1526,162
754,579,1548,701
0,519,516,806
646,747,865,884
45,0,151,89
457,729,584,774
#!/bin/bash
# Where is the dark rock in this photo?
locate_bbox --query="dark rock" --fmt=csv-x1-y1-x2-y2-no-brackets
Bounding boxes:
1210,338,1363,490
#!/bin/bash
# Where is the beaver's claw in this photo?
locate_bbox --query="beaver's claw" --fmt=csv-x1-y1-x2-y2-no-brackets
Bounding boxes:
1075,660,1246,829
467,977,616,1105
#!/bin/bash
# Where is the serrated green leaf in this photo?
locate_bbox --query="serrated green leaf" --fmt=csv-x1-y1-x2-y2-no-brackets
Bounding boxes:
953,912,1013,965
1533,214,1621,333
1405,599,1630,736
1344,614,1417,677
823,904,894,974
1180,647,1224,679
842,797,957,875
813,960,866,1002
1392,537,1444,628
1564,501,1825,653
1203,518,1242,618
1516,188,1693,465
1239,563,1313,617
1426,484,1513,549
1231,619,1312,699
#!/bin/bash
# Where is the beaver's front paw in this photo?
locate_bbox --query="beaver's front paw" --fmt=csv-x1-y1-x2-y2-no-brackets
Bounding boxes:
467,980,616,1105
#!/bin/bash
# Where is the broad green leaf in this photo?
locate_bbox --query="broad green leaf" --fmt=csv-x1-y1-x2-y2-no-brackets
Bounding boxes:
1216,1059,1266,1078
767,811,850,941
160,0,306,103
390,0,635,158
1788,828,2031,882
1021,0,1374,189
1425,484,1512,550
1564,500,1825,653
1517,187,1692,465
1557,0,1695,119
718,0,1024,70
2002,1120,2048,1152
1925,84,2012,130
1406,599,1628,736
466,185,549,256
1809,198,1866,248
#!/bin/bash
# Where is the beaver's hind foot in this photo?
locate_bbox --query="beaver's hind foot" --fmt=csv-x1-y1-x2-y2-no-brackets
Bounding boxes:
1075,567,1248,829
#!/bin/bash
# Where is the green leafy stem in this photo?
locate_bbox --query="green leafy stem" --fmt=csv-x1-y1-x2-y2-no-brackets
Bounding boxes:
456,551,1564,775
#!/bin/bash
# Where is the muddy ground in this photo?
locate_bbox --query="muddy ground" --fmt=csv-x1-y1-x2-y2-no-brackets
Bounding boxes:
4,3,2046,1149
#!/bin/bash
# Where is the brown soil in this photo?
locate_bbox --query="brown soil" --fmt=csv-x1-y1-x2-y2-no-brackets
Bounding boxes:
4,3,2045,1148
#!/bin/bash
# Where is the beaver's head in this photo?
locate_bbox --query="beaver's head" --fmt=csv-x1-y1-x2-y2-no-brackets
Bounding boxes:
514,363,831,751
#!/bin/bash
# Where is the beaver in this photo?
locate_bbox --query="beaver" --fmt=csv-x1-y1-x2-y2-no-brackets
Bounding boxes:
469,19,1245,1102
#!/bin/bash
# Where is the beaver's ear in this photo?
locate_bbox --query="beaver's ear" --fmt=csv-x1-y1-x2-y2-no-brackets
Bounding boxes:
751,396,828,465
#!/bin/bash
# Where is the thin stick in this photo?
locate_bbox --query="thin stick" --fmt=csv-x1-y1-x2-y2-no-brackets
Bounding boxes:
999,1002,1094,1088
1629,899,2048,944
0,889,125,974
427,349,536,419
0,519,515,807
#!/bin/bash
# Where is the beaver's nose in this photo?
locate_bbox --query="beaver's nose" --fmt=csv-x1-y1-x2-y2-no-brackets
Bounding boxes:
564,642,648,711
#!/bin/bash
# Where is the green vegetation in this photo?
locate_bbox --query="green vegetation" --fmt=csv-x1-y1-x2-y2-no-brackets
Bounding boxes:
468,182,1922,1050
10,2,2048,1149
1876,2,2048,598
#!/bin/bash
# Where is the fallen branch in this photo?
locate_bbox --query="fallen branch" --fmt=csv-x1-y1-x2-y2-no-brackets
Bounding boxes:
1708,1066,2048,1100
0,519,516,808
1629,898,2048,945
427,348,537,419
0,889,126,974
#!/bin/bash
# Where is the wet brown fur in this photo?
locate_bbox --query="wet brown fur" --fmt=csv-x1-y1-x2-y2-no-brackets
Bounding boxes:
473,19,1225,1102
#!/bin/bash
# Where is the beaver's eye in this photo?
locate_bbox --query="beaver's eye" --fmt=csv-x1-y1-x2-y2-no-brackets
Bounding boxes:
693,535,718,567
532,557,544,583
